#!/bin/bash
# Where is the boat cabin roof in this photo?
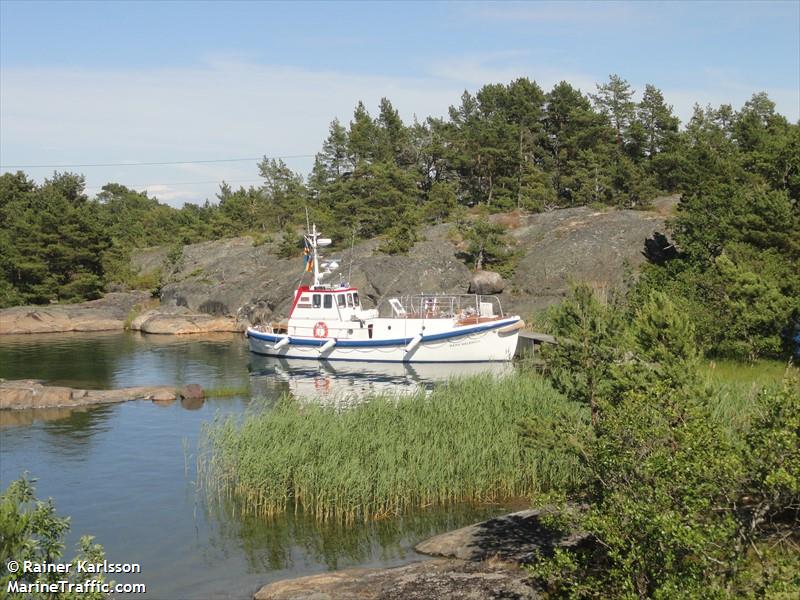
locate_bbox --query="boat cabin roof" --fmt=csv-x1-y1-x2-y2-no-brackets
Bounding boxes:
294,285,358,293
289,285,361,318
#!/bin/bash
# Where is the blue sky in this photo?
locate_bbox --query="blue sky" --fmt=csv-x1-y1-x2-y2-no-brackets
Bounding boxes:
2,0,798,206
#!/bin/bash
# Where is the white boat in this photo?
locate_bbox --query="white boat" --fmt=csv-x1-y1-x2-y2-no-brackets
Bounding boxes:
245,224,523,362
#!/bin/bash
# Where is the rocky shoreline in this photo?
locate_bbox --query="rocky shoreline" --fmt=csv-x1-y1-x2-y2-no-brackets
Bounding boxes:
0,291,150,335
0,292,243,336
0,379,204,410
254,508,588,600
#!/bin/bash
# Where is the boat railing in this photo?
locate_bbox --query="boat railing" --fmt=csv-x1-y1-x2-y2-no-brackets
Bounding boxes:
378,294,505,321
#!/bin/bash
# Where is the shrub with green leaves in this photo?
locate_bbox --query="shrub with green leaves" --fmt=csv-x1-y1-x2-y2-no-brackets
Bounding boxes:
1,476,108,600
533,286,800,598
455,219,518,277
542,284,624,425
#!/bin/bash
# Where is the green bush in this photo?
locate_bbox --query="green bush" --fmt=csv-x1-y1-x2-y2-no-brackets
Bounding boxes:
532,286,800,598
1,476,107,600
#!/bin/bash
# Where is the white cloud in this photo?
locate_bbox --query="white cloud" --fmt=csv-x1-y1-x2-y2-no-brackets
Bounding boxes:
1,60,461,206
2,58,797,207
139,184,198,203
660,66,799,124
427,52,598,94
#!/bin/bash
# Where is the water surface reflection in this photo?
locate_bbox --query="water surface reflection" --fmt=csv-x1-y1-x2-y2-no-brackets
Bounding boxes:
1,332,521,598
249,355,514,406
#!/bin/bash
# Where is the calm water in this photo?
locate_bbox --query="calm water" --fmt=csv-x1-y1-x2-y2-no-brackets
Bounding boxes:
0,332,515,599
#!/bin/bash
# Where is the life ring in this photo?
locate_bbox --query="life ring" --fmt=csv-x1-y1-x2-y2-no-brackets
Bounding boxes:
314,377,331,391
313,321,328,338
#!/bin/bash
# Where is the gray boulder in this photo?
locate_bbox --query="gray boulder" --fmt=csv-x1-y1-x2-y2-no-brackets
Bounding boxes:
468,270,505,295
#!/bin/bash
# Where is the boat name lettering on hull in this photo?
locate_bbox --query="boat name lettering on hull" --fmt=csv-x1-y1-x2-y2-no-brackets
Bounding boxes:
448,339,480,347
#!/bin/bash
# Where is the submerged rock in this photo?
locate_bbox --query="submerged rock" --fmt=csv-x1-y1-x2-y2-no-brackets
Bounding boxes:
0,380,203,410
180,396,205,411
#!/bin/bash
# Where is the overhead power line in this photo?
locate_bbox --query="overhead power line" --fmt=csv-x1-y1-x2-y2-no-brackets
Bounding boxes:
107,178,264,188
0,154,315,169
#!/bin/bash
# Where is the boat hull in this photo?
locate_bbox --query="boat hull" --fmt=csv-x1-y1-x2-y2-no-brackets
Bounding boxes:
246,318,521,363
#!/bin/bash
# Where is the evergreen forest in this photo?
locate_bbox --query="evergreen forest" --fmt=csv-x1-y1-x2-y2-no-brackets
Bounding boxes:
1,75,798,359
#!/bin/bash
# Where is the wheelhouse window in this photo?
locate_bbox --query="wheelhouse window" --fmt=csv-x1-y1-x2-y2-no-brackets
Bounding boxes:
346,293,353,307
337,294,346,307
353,292,360,306
312,294,321,308
323,294,333,309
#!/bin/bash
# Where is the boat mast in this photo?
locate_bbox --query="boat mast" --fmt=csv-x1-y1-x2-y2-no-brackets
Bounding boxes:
311,223,320,288
304,223,323,289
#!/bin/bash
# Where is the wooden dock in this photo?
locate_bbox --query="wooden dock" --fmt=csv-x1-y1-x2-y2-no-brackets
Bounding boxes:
515,331,557,358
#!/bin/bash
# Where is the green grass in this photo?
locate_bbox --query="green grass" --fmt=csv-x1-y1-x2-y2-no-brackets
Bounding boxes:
702,359,797,435
201,374,588,523
701,358,796,387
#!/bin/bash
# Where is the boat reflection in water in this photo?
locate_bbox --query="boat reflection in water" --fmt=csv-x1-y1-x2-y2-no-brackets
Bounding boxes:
249,355,514,407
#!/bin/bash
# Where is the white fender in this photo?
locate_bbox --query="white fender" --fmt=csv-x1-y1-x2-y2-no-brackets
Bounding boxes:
497,320,525,335
319,338,336,354
404,333,423,353
273,336,290,350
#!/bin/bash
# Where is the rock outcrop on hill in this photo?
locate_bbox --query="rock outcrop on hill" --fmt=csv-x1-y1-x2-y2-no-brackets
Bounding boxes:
132,228,474,328
134,200,674,326
507,203,670,314
0,200,675,335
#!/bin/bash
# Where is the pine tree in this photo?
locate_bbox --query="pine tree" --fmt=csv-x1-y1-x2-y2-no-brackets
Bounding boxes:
591,74,636,149
348,101,381,166
257,158,307,230
637,84,680,159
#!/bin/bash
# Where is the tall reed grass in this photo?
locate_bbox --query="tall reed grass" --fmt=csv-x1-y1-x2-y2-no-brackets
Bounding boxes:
201,374,588,523
702,359,796,436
